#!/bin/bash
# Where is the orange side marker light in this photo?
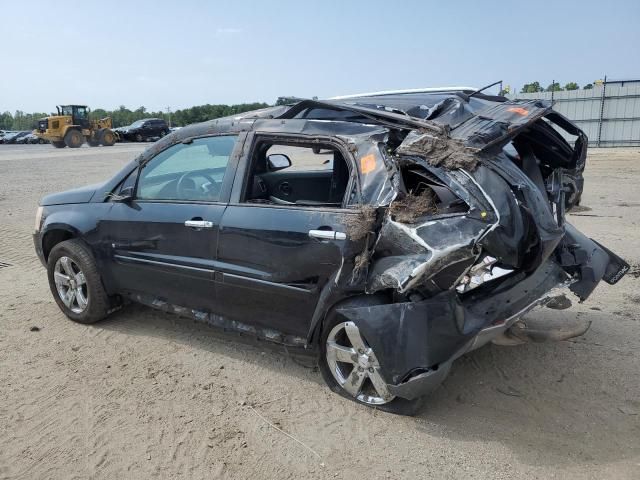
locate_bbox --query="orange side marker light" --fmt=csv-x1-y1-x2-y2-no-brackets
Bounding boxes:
507,107,529,116
360,154,376,174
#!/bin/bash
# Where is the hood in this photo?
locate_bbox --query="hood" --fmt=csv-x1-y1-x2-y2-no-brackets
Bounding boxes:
40,182,104,206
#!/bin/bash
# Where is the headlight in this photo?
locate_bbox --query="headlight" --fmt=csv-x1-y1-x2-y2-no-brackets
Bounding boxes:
34,206,44,232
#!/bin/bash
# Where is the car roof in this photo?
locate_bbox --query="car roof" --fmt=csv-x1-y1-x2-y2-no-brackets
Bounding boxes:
328,86,477,100
156,88,503,152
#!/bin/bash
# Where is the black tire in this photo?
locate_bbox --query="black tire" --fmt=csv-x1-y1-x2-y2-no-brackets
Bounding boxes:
135,133,143,142
87,138,100,147
38,138,46,144
318,301,425,416
99,129,116,146
52,140,66,148
64,129,83,148
47,239,110,324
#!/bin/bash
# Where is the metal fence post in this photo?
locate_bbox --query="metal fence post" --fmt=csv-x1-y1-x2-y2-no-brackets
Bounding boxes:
596,75,607,147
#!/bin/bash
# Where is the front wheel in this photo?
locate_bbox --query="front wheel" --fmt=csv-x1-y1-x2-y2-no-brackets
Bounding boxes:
64,129,83,148
135,133,143,142
47,239,110,324
99,129,116,146
318,315,424,415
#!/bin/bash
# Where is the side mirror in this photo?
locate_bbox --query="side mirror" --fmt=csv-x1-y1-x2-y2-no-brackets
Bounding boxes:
267,154,291,171
114,186,134,202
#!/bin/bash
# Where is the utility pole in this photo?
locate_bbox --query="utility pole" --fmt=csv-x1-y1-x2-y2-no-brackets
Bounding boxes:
596,75,607,147
166,106,172,128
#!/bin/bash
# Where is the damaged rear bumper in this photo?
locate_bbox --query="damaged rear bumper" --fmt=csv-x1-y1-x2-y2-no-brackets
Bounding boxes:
336,254,613,400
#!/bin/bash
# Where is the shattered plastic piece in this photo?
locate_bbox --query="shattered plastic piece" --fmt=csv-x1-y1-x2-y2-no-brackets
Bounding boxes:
455,256,513,293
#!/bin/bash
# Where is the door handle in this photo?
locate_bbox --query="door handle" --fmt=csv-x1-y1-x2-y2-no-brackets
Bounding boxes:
308,229,347,240
185,220,213,229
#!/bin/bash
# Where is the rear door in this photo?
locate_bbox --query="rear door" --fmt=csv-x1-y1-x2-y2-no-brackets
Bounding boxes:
214,133,367,338
100,134,243,311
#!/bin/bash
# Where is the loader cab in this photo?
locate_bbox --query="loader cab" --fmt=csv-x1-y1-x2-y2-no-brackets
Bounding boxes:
57,105,90,129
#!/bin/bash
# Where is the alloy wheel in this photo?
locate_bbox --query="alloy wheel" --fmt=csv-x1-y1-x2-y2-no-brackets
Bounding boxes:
325,321,395,405
53,256,88,314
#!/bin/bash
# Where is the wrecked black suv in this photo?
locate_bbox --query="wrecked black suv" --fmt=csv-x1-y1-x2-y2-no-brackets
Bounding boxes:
34,88,628,414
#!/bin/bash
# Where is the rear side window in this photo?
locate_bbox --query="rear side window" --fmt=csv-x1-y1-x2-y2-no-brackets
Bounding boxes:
266,145,334,171
137,135,237,202
243,139,351,207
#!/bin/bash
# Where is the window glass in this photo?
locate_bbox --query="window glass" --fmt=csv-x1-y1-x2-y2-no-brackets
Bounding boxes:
137,135,237,202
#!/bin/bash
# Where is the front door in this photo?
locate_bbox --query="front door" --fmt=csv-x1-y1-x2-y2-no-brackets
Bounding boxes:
100,134,241,311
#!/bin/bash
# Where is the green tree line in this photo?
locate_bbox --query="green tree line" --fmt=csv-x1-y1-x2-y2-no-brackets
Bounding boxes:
519,81,595,94
0,102,270,131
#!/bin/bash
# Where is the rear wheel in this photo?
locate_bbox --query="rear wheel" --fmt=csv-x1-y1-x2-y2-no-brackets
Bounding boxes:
319,314,424,415
99,129,116,146
64,129,83,148
51,141,66,148
47,239,110,324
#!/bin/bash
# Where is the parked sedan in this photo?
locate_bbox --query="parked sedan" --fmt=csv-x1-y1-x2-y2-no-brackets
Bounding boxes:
16,132,46,144
3,131,30,144
116,118,170,142
34,90,628,414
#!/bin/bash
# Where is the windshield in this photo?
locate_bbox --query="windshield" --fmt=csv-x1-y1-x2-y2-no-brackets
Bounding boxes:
130,120,145,128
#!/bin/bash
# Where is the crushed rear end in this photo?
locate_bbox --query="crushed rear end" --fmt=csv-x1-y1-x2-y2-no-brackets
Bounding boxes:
283,94,629,399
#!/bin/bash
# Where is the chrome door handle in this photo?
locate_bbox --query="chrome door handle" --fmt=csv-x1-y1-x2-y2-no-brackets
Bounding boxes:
308,229,347,240
185,220,213,229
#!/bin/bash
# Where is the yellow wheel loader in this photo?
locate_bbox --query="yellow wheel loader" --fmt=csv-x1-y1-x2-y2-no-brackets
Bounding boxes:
34,105,117,148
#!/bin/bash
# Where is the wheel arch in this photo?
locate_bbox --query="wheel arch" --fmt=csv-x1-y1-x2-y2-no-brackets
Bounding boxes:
307,287,391,348
41,226,78,261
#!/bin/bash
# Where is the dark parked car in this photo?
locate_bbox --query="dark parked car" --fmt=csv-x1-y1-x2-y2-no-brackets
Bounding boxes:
16,132,47,144
34,89,628,414
2,131,30,144
116,118,170,142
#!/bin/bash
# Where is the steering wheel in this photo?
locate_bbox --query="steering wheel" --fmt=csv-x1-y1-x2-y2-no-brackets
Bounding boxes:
176,171,220,199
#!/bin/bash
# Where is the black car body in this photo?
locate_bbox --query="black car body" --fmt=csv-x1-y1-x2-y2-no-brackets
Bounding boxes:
34,89,628,413
116,118,170,142
3,131,30,144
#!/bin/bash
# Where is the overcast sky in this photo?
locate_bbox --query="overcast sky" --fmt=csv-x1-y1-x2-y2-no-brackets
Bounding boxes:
2,0,639,113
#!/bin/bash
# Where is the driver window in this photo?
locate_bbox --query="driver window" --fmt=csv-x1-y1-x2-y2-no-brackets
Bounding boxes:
137,135,237,202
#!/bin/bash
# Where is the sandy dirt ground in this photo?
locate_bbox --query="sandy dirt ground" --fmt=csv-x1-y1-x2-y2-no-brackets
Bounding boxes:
0,144,638,479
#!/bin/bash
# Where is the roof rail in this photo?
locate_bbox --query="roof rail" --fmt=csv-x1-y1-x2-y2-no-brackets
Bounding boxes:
328,86,478,100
